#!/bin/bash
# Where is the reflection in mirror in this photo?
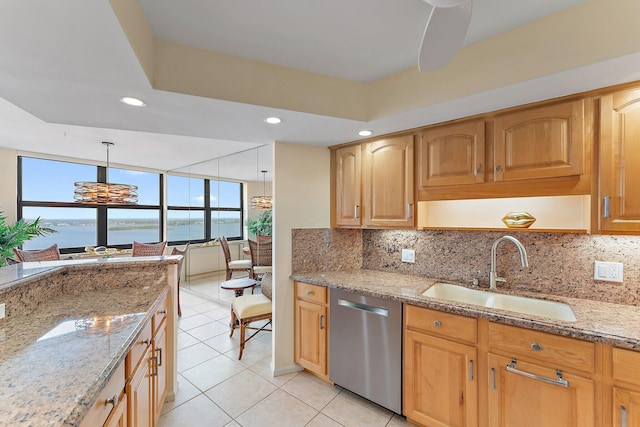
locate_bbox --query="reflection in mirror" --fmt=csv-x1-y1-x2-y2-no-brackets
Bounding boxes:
167,145,272,304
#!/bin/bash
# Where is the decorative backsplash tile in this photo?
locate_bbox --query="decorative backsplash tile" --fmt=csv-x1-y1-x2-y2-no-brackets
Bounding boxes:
292,228,640,306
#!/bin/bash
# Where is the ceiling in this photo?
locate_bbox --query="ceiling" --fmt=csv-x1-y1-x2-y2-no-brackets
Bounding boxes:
0,0,638,180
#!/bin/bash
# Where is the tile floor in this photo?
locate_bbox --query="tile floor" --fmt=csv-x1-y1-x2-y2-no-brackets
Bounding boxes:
159,288,415,427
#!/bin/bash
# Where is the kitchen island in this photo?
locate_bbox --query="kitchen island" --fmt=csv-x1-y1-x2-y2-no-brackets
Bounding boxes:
0,256,179,426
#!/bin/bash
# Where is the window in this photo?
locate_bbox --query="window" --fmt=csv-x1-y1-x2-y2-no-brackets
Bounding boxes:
167,175,243,244
18,157,162,252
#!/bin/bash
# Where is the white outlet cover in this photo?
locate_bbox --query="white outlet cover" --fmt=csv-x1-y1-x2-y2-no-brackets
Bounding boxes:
594,261,623,283
401,249,415,263
0,303,5,320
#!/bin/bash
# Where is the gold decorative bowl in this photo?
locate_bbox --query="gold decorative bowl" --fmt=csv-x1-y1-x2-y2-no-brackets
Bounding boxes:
502,212,536,228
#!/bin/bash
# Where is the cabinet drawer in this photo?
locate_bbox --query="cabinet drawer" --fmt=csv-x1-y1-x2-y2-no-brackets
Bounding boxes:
153,295,168,334
79,362,125,427
488,323,595,373
296,282,327,305
405,305,477,345
613,347,640,384
126,319,152,379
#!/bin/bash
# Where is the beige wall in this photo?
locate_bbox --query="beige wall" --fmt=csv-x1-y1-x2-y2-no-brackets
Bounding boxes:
0,147,17,224
272,142,330,375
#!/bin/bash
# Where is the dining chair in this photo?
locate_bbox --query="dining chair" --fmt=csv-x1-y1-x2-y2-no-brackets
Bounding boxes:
131,241,167,257
170,243,189,317
219,236,252,280
248,239,272,282
229,272,272,360
13,243,61,262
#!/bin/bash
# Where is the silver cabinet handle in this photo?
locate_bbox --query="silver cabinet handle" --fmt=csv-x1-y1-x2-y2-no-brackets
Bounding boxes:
320,315,325,330
490,367,496,390
469,360,474,381
141,338,150,346
150,356,158,377
495,165,503,172
105,393,118,407
530,343,543,352
621,404,627,427
337,299,388,317
407,203,412,219
433,320,441,327
604,196,611,218
158,309,167,315
155,347,163,367
306,290,313,296
354,205,360,219
506,358,568,387
476,166,483,174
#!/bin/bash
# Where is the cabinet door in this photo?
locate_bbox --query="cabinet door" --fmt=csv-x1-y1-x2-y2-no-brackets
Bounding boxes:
599,90,640,232
153,320,168,424
494,100,584,181
335,145,362,226
417,119,485,188
613,387,640,427
404,331,477,427
488,353,595,427
127,346,153,427
363,135,414,227
104,397,127,427
294,299,328,376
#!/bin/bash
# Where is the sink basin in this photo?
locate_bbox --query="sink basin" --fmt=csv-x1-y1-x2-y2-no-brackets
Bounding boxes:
422,283,577,322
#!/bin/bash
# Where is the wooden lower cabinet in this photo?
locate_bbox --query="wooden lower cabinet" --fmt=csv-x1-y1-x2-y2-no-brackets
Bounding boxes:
611,347,640,426
487,353,595,427
612,387,640,426
153,320,168,424
128,344,153,427
294,282,328,379
404,330,477,427
104,397,127,427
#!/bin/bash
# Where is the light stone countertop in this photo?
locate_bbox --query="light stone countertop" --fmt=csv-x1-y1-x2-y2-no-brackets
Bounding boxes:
290,269,640,351
0,257,177,426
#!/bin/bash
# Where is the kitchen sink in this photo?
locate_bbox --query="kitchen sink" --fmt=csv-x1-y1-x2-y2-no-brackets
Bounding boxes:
422,283,577,322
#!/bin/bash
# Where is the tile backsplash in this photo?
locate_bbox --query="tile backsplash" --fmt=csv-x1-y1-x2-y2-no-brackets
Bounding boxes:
292,228,640,306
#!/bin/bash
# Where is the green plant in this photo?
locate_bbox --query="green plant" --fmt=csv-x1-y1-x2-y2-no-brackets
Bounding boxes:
246,210,272,237
0,212,56,266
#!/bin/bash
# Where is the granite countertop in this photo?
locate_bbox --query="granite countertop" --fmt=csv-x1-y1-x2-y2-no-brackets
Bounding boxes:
0,257,176,427
291,269,640,350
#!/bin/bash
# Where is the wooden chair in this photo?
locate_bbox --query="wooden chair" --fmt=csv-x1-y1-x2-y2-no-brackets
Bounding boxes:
229,272,272,360
248,239,272,282
219,236,252,280
170,243,189,317
13,243,61,262
131,241,167,257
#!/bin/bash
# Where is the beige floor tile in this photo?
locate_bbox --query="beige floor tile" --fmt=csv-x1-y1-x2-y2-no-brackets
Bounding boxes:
177,305,200,319
177,342,220,372
158,394,230,427
321,390,393,427
204,330,241,353
249,357,300,387
387,414,418,426
161,374,201,414
307,413,345,427
177,331,200,350
179,291,211,306
205,369,277,418
181,354,246,392
224,421,241,427
235,389,318,427
203,306,232,321
187,320,229,341
281,371,340,411
178,313,218,331
223,338,271,367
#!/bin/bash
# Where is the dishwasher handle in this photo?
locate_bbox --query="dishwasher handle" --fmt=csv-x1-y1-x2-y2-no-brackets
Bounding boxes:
337,298,389,317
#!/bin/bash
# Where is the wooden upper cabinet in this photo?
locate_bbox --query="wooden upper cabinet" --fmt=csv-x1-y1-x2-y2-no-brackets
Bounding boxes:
417,119,485,188
334,145,362,227
599,89,640,232
362,135,415,228
493,100,585,181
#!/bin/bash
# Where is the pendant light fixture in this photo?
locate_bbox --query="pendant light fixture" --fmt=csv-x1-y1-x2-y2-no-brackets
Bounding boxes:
74,142,138,205
249,170,272,210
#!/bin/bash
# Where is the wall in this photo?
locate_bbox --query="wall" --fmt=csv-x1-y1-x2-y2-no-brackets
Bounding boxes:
0,147,17,223
292,228,640,306
272,142,330,376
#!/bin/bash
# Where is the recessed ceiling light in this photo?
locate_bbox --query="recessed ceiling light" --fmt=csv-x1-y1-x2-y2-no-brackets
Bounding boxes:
359,130,373,137
120,97,146,107
265,117,282,124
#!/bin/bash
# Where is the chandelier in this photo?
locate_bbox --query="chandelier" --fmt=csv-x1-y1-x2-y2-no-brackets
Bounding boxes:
249,170,272,210
74,142,138,205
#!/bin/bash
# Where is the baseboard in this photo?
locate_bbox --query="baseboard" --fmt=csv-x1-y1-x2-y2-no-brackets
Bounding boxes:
273,362,303,377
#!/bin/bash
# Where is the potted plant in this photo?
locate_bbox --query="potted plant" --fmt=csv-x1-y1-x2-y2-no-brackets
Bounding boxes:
0,211,56,266
246,210,272,241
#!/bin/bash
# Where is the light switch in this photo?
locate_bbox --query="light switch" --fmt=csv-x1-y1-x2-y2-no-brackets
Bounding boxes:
594,261,623,283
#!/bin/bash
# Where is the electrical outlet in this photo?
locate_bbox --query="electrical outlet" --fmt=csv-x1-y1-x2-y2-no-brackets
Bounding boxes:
401,249,415,263
0,303,5,320
594,261,624,283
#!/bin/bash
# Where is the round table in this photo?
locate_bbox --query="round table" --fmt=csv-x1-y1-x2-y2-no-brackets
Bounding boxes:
221,277,258,297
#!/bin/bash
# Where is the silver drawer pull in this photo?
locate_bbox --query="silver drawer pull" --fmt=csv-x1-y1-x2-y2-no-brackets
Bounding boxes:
105,394,118,407
621,404,627,427
337,299,388,317
141,338,150,345
490,367,496,390
320,315,324,330
407,203,412,219
604,196,611,219
506,358,568,387
433,320,441,327
354,205,360,219
530,343,543,352
306,290,313,296
158,309,167,315
469,360,474,381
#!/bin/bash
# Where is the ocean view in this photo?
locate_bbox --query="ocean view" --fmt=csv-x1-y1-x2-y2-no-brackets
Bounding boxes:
24,218,242,250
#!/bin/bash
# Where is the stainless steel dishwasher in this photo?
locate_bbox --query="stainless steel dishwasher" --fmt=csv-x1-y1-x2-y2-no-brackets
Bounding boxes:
329,288,402,414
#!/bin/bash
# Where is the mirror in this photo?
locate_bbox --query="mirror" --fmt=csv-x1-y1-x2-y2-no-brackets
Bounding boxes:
168,145,272,303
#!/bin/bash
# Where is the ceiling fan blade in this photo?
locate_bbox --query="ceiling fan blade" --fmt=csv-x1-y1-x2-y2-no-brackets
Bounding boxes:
418,0,472,71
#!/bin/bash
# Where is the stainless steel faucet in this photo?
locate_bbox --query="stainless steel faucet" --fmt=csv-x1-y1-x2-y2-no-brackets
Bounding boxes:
489,235,529,290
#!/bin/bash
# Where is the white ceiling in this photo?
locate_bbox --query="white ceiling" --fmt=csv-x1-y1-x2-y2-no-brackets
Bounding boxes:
0,0,636,181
